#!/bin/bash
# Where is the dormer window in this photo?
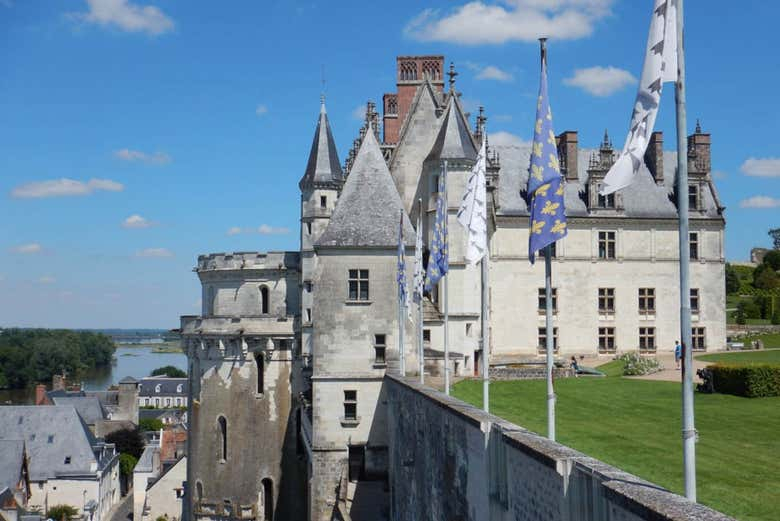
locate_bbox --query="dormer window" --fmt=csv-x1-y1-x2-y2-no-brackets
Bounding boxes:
688,185,699,210
176,384,183,393
320,195,327,208
155,384,162,393
597,192,615,209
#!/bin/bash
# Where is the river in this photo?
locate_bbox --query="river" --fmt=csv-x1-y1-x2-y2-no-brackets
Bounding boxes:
0,345,188,405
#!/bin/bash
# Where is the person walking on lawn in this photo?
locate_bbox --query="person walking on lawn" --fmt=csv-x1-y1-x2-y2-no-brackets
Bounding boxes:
674,340,682,370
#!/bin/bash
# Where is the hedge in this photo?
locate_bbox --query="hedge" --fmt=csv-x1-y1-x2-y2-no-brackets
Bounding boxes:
709,364,780,398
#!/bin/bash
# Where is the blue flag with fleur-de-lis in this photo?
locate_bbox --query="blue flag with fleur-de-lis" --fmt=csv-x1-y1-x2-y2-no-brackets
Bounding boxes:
425,165,448,291
527,57,567,264
397,210,409,311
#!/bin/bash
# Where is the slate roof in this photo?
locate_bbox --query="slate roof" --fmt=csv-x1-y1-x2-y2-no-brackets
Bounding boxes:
426,97,477,163
493,139,722,219
138,377,188,397
0,406,98,481
119,376,139,384
139,408,184,422
0,440,25,491
299,100,343,190
316,128,416,249
51,396,106,425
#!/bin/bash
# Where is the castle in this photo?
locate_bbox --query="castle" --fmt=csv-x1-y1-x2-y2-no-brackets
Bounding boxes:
180,55,726,521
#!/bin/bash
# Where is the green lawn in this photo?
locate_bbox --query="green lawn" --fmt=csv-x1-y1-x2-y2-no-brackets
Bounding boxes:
697,348,780,365
453,376,780,521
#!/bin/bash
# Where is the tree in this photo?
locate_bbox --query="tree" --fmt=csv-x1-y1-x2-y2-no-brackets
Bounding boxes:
763,250,780,271
47,505,79,521
105,427,144,459
769,228,780,250
725,264,741,294
139,418,164,432
150,365,186,378
118,453,138,479
735,305,746,325
754,264,780,290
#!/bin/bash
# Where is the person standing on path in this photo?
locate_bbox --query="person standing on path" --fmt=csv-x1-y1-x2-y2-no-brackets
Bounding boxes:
674,340,682,370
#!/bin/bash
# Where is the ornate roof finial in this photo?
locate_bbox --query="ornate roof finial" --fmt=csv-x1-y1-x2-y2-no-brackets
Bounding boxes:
447,61,458,92
476,105,487,136
602,128,610,148
695,119,702,134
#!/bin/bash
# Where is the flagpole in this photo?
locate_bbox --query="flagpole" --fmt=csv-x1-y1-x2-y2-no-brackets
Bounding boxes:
674,0,696,501
538,37,556,442
442,160,450,396
481,245,490,413
418,198,425,385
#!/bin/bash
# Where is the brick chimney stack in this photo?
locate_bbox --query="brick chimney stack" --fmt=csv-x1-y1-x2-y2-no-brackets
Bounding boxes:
35,384,49,405
645,131,665,185
556,131,579,182
382,56,445,144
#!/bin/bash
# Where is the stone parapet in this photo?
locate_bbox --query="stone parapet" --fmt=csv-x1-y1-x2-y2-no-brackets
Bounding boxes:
385,373,735,521
196,251,300,272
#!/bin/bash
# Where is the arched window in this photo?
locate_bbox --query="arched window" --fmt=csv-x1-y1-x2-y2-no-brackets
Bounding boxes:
260,286,269,314
254,352,264,394
217,416,227,461
196,481,203,502
400,61,417,81
261,478,274,521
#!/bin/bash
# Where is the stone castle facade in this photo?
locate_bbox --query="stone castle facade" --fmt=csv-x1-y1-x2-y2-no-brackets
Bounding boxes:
181,55,726,520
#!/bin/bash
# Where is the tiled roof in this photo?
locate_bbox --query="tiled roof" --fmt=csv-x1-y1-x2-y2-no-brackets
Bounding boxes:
51,396,106,425
426,97,477,163
138,377,188,397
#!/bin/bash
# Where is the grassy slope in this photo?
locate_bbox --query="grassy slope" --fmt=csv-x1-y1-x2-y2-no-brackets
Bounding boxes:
453,377,780,521
697,348,780,365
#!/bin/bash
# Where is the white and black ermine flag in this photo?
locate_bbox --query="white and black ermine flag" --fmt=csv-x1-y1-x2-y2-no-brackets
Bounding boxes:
601,0,678,195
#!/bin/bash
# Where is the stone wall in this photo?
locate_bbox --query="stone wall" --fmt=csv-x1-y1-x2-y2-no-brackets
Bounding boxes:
385,374,734,521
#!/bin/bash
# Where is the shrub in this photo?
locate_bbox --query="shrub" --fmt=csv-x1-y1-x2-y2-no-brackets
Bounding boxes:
618,352,663,376
119,453,138,478
150,365,186,378
138,418,164,432
709,364,780,398
47,505,79,521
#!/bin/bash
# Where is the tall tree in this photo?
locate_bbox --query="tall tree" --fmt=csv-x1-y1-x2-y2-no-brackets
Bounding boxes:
769,228,780,250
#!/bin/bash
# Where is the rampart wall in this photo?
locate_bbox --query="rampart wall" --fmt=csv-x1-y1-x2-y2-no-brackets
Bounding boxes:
385,374,734,521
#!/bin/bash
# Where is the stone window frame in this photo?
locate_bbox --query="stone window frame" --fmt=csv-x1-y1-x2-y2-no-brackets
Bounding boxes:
347,269,370,301
598,288,615,314
320,195,327,208
638,288,656,315
598,327,616,353
688,184,699,210
639,327,656,352
691,327,706,351
537,287,558,314
689,232,699,261
217,415,228,462
690,288,700,314
341,390,360,427
598,231,617,260
537,327,559,353
373,334,387,368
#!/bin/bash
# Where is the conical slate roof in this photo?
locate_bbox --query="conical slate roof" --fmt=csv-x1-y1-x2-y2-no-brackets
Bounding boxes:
426,96,477,162
316,129,415,248
299,100,343,190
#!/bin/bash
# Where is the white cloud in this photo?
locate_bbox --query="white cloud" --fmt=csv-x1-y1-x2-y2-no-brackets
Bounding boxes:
489,131,530,148
404,1,613,45
739,196,780,209
115,148,171,164
38,276,56,284
135,247,174,258
352,104,367,121
122,214,156,229
72,0,175,35
256,104,268,117
564,66,637,96
11,243,42,254
11,178,124,199
740,158,780,178
475,65,513,82
227,225,290,236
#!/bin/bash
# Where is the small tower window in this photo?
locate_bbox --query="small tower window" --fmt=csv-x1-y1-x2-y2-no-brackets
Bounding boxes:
255,353,264,394
260,286,269,314
373,334,386,365
261,478,274,521
320,195,327,208
306,222,312,235
217,416,228,461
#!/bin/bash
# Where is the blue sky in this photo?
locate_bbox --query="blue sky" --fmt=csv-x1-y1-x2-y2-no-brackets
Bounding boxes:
1,0,778,329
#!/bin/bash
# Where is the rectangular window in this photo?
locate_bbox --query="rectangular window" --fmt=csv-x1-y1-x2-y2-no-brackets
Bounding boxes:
348,269,370,300
689,232,699,260
688,185,698,209
343,390,357,420
306,222,312,235
598,327,616,353
423,329,431,343
598,288,615,314
537,327,559,353
320,195,327,208
691,327,706,350
598,231,616,259
465,323,472,337
639,327,656,351
305,281,313,292
638,288,655,314
597,192,615,209
690,288,700,313
373,334,386,365
306,308,312,322
537,288,558,314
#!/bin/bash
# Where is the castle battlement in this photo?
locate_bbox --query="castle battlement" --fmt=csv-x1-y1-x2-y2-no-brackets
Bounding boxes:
196,251,300,272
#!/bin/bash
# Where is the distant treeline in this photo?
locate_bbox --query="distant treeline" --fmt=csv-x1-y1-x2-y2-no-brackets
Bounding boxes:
0,329,115,389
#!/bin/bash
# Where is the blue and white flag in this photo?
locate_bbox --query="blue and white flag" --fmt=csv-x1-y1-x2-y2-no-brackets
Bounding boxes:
527,56,567,264
457,133,488,265
412,205,424,304
425,165,448,291
397,210,409,311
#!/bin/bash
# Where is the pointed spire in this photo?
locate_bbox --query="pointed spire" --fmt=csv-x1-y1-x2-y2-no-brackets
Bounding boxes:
601,128,611,149
316,128,415,248
427,97,477,163
695,119,702,134
299,100,343,190
447,61,458,92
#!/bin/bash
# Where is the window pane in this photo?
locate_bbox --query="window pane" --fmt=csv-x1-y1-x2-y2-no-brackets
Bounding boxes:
359,269,369,279
349,269,358,279
359,282,369,300
349,281,358,300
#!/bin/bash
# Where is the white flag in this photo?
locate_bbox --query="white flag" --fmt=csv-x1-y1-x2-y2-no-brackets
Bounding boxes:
602,0,678,195
457,133,488,264
412,206,424,307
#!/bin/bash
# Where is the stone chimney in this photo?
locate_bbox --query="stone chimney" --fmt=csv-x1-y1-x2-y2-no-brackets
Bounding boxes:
645,131,664,185
35,384,48,405
687,120,711,175
557,131,579,182
52,374,66,391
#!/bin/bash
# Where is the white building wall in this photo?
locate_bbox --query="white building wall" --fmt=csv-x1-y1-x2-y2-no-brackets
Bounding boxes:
142,457,186,521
